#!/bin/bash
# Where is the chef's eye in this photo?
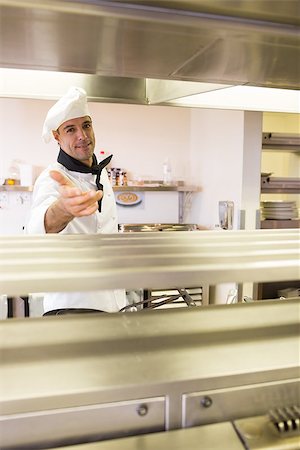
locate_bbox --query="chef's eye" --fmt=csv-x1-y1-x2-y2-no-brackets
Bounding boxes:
84,123,91,129
66,127,75,133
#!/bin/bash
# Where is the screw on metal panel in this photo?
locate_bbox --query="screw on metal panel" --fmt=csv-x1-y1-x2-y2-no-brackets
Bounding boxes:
137,404,148,416
200,396,213,408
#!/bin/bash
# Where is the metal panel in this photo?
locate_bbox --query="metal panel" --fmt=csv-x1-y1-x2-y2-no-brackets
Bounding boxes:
1,397,165,449
182,379,300,427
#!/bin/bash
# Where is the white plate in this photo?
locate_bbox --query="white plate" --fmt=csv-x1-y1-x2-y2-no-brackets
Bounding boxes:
261,201,296,207
263,213,298,219
262,208,297,213
116,192,143,206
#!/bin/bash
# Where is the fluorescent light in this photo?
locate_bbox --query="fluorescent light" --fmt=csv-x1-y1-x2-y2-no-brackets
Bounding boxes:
168,85,300,113
0,68,88,99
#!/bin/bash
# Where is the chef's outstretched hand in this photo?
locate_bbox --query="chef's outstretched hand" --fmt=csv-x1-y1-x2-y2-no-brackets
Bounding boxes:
50,170,103,217
44,170,103,233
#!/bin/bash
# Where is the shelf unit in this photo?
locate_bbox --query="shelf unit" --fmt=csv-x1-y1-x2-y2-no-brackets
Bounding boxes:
262,132,300,152
258,133,299,299
0,185,33,192
260,133,299,230
261,176,300,194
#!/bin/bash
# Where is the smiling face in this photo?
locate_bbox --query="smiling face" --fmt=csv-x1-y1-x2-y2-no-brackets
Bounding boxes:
53,116,95,167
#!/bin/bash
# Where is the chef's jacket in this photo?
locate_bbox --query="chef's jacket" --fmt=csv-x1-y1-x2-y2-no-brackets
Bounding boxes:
25,163,127,313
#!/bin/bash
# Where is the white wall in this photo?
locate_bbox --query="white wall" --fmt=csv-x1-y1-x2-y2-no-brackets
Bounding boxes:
187,109,262,230
188,109,241,228
0,98,191,184
241,112,263,229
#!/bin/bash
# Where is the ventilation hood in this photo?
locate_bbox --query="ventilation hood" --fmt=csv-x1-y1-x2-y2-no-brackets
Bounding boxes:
0,0,299,108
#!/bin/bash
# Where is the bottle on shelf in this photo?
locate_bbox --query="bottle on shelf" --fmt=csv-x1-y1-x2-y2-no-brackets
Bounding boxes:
162,158,172,185
5,160,21,185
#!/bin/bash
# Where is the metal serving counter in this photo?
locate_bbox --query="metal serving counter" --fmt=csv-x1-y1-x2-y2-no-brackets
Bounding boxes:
0,229,299,449
0,229,299,296
0,300,299,449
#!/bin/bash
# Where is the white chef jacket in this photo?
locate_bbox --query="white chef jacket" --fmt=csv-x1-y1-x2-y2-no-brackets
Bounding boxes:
25,162,127,313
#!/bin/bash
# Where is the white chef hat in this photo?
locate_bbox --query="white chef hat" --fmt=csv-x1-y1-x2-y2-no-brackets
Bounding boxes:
42,86,90,143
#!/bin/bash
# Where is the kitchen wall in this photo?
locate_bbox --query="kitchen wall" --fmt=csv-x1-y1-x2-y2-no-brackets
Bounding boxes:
187,109,262,229
0,97,191,184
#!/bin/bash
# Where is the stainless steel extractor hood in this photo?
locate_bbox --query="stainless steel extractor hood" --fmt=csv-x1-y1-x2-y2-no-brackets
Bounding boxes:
0,0,299,104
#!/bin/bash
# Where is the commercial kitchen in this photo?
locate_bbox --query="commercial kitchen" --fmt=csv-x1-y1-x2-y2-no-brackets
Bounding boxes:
0,1,299,449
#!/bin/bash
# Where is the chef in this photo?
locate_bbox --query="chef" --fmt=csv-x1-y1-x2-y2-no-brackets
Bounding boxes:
25,86,127,315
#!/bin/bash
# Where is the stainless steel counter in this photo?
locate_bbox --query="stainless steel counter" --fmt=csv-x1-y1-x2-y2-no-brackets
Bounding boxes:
0,299,299,449
0,229,299,448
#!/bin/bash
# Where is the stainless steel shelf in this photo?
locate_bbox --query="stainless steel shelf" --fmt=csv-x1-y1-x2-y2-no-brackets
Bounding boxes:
261,188,300,194
261,219,300,229
0,185,33,192
0,229,299,297
0,184,200,193
261,177,300,194
113,184,200,192
262,133,300,152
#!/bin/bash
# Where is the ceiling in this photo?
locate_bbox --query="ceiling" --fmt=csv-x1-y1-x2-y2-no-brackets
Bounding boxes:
0,0,299,104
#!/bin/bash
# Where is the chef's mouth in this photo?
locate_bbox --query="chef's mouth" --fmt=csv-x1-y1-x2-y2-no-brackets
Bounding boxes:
76,141,91,149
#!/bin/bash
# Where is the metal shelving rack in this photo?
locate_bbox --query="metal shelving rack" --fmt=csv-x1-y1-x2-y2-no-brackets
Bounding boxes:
260,132,300,230
259,133,300,299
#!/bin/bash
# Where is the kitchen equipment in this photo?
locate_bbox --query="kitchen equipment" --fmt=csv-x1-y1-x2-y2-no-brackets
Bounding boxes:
234,407,300,449
119,222,202,309
118,223,198,232
1,0,299,105
219,201,234,230
121,287,201,311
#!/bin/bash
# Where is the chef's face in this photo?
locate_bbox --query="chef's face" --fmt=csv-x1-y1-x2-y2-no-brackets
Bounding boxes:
53,116,95,166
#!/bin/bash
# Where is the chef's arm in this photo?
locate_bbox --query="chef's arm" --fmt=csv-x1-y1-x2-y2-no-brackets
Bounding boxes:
44,170,102,234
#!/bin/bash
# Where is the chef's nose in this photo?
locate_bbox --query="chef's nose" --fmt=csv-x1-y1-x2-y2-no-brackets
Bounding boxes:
78,127,88,140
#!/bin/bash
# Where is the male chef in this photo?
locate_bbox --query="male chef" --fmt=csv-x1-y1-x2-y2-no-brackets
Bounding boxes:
25,86,127,315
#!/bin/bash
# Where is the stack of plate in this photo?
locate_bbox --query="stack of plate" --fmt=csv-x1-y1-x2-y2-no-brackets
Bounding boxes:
261,201,298,220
